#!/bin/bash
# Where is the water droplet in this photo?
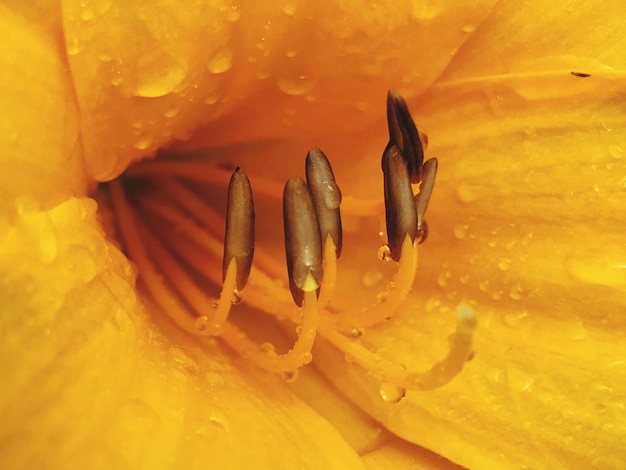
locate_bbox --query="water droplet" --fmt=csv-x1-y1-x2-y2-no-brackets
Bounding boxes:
609,144,624,159
111,73,123,86
281,370,299,383
285,49,297,58
459,274,470,285
133,57,187,98
461,24,476,33
133,136,153,150
207,48,233,74
503,311,528,327
300,352,313,364
295,325,303,335
67,39,81,56
437,270,451,288
80,7,95,21
204,93,220,105
509,283,523,300
259,342,276,354
478,280,490,292
277,75,315,96
498,258,512,271
491,290,503,301
379,382,406,404
566,244,626,287
282,2,297,16
163,107,179,118
195,316,209,331
64,244,98,284
362,268,383,287
321,181,341,209
336,324,363,338
456,183,481,203
226,7,240,22
506,362,536,391
454,224,468,239
231,289,243,305
376,290,389,304
377,245,392,261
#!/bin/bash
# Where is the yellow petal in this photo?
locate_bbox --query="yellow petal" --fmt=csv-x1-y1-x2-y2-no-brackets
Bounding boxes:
313,1,626,467
0,3,86,211
0,196,367,468
61,0,497,180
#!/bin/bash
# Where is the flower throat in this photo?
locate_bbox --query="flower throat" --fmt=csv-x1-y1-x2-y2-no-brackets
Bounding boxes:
109,91,476,401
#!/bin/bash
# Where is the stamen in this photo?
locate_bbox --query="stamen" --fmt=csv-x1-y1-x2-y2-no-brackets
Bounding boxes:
414,157,438,243
317,234,338,308
109,180,216,335
334,235,417,329
320,304,476,391
223,168,255,290
220,282,319,374
305,147,343,258
383,145,418,261
133,192,294,318
107,90,476,394
283,177,324,306
385,89,424,183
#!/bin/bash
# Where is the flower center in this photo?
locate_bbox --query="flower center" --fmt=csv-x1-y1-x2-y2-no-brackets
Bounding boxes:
106,91,476,401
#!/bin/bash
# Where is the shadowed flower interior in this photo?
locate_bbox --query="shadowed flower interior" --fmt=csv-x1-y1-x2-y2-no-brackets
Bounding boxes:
108,91,476,397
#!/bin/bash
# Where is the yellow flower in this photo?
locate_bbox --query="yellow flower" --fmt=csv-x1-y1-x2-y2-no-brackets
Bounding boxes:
2,1,625,468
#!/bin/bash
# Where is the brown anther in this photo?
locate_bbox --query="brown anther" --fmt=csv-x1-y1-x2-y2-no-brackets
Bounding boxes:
283,177,324,306
382,145,418,261
385,89,424,183
223,168,255,290
305,147,343,258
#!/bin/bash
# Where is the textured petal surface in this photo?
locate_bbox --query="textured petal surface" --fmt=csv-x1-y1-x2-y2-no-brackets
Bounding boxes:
0,3,86,211
61,0,497,180
0,197,365,469
5,0,625,469
310,1,626,467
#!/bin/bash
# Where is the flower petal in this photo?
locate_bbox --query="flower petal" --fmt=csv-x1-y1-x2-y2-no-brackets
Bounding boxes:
0,4,86,210
61,0,497,181
313,2,626,467
0,197,366,468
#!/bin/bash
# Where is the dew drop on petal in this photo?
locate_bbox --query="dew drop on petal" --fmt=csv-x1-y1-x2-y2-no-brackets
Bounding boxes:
362,268,383,288
277,75,315,96
566,245,626,287
231,289,243,305
195,316,210,331
336,324,363,339
379,382,406,404
377,245,392,261
608,144,624,160
454,224,468,239
509,283,523,300
281,370,299,383
206,48,233,74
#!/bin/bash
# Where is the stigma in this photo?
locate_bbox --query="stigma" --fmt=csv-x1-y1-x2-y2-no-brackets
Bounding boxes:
109,91,476,397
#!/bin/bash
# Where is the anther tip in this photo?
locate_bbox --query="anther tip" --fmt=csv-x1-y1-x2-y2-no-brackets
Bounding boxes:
456,304,477,333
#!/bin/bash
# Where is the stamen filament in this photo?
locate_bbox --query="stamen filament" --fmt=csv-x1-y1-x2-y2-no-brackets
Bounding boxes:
220,285,319,373
335,235,417,328
109,180,213,335
320,304,476,391
135,194,295,318
318,235,338,308
134,203,237,335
